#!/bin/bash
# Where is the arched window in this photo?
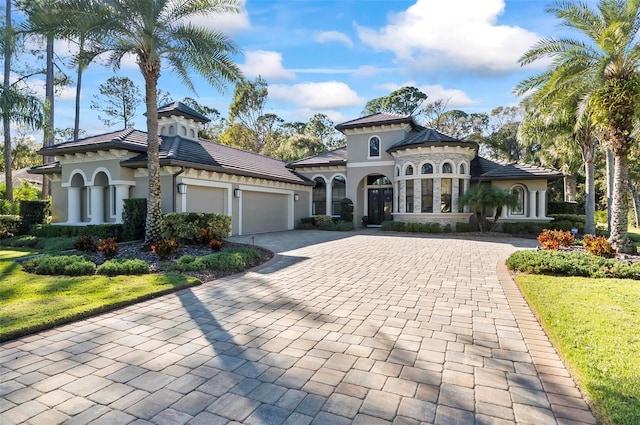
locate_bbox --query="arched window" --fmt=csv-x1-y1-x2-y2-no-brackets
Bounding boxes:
421,179,433,213
459,163,466,174
169,125,175,135
331,176,346,215
160,126,167,135
180,126,187,136
511,186,525,215
442,163,452,174
369,137,380,158
395,167,400,177
312,177,326,215
405,165,414,176
189,128,196,138
421,163,433,174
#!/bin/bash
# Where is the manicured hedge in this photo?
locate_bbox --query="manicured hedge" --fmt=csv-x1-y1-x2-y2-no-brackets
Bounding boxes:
160,213,231,243
97,259,150,276
122,198,147,241
506,249,640,279
0,215,21,238
32,224,123,239
173,249,260,272
21,255,96,276
19,200,50,234
547,201,578,214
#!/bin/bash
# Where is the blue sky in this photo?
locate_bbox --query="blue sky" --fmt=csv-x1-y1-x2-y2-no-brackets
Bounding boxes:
14,0,593,138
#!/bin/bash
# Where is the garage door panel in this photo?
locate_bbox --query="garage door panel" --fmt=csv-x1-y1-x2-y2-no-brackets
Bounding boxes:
186,186,225,214
242,191,288,234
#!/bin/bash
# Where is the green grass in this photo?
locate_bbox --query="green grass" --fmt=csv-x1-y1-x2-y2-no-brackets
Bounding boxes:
516,274,640,425
0,259,201,342
0,249,37,260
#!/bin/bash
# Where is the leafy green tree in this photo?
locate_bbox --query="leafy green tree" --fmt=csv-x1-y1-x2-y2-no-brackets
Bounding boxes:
276,134,326,162
182,96,223,141
517,0,640,253
90,76,141,128
459,185,517,233
53,0,242,245
363,86,427,116
305,113,344,149
226,76,269,152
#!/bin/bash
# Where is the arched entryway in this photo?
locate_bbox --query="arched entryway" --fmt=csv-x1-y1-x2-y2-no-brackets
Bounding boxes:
364,174,393,225
67,172,88,224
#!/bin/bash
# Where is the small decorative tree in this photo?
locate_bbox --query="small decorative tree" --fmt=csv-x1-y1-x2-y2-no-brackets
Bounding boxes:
459,185,518,233
340,198,354,223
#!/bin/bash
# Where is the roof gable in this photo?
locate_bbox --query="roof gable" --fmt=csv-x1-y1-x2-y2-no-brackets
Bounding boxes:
287,147,347,168
387,127,477,153
471,156,562,181
157,101,210,123
335,112,416,132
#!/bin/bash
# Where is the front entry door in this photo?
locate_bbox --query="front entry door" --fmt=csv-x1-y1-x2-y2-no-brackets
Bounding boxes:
368,188,393,225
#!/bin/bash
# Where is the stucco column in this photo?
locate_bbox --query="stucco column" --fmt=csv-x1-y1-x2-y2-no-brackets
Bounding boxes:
452,179,459,214
114,184,130,223
538,190,547,218
529,190,538,218
414,179,422,213
500,204,508,218
433,177,441,213
89,185,105,224
326,182,332,216
67,187,81,224
399,180,406,213
394,182,399,213
463,180,470,213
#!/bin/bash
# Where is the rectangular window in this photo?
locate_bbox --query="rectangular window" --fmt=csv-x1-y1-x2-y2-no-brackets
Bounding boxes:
111,186,117,217
458,179,465,212
406,180,414,213
441,178,452,213
421,179,433,213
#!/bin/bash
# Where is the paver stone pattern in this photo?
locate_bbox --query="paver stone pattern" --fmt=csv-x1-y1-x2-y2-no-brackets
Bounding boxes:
0,232,596,424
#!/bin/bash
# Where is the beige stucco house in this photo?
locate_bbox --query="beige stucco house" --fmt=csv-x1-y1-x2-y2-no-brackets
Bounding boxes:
30,105,561,235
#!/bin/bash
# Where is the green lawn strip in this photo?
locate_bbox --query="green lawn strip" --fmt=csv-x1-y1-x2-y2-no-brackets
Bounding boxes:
0,259,201,342
0,249,37,260
515,274,640,425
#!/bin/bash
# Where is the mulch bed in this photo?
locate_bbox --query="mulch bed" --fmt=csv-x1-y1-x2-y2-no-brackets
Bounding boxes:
87,241,274,283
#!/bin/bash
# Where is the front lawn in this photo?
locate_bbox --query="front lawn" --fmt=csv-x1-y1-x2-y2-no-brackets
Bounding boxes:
516,274,640,425
0,258,200,342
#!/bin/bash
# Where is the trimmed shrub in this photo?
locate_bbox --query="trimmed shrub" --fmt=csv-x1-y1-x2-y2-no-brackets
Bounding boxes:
314,215,334,230
210,239,223,251
549,214,586,233
340,198,354,223
381,221,405,232
1,234,37,247
19,200,50,234
456,222,471,233
97,259,149,276
502,222,545,235
333,221,353,231
547,201,578,215
199,249,259,271
537,229,575,251
583,234,616,258
506,250,612,278
32,224,123,239
428,223,441,233
0,199,19,215
443,224,452,233
301,217,315,225
0,215,21,238
74,235,97,252
22,255,96,276
160,213,231,244
122,198,146,241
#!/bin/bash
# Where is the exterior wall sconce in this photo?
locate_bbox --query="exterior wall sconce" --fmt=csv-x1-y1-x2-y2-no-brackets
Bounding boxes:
294,194,299,201
234,188,242,198
177,183,187,194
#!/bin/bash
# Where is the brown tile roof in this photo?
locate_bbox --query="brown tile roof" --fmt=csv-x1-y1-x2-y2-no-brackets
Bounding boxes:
287,147,347,168
387,127,478,153
471,156,563,181
336,113,417,132
1,167,43,185
35,130,311,186
157,101,210,123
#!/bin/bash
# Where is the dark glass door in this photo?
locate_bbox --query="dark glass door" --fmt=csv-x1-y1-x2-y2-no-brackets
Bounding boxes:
368,188,393,225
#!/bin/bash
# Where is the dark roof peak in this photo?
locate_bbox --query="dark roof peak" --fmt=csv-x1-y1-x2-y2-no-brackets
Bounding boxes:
336,112,415,132
156,101,210,123
387,127,477,153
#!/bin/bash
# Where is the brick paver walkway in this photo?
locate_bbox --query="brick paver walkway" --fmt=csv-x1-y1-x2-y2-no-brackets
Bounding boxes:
1,232,596,424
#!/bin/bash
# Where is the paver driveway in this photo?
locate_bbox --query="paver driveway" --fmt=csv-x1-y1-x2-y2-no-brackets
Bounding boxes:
1,231,596,425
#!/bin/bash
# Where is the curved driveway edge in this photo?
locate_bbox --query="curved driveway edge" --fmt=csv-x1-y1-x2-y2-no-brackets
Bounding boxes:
1,230,596,424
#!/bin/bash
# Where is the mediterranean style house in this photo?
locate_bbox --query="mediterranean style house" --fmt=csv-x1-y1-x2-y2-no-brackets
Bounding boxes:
30,103,561,235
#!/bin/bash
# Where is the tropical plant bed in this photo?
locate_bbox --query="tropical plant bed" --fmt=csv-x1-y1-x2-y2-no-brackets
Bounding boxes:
66,240,273,282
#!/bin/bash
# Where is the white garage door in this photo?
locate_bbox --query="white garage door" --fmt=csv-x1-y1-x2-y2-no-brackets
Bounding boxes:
241,191,289,234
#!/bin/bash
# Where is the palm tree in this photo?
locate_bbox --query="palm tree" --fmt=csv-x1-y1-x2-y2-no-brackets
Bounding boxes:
517,0,640,253
518,98,598,235
51,0,243,245
458,185,518,233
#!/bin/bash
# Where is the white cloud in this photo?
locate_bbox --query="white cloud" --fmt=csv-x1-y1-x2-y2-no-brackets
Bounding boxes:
314,31,354,48
270,81,365,109
356,0,541,73
376,81,475,108
240,50,295,81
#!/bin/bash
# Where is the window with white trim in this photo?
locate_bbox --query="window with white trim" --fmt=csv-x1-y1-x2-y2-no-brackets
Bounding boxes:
369,137,380,158
312,177,326,215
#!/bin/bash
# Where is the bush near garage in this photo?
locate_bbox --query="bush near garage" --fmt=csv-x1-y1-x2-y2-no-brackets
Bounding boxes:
160,213,231,244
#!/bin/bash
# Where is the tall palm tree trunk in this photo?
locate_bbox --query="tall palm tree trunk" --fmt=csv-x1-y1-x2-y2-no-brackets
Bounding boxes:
3,0,13,202
606,148,615,233
610,153,635,253
585,160,596,235
73,35,84,141
41,34,54,199
142,61,162,246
